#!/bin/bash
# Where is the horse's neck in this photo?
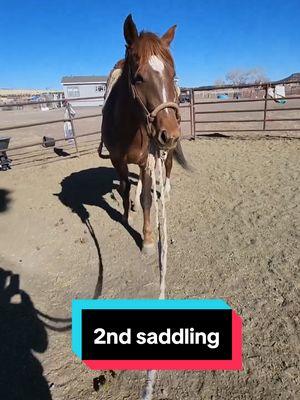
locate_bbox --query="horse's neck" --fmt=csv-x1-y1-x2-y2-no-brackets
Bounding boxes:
118,69,133,103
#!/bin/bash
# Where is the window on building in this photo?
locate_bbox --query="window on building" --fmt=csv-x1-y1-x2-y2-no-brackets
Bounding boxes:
67,86,80,97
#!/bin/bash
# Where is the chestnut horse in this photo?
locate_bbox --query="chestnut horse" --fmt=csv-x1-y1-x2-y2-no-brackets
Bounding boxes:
100,15,187,253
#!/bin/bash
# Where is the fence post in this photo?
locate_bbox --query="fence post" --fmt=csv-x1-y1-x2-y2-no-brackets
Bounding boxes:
66,102,80,157
190,89,196,139
263,84,268,131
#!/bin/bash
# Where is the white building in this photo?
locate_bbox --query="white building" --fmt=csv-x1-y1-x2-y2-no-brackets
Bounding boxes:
61,75,108,106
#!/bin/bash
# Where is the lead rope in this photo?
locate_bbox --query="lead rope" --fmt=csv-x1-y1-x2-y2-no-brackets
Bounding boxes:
141,147,168,400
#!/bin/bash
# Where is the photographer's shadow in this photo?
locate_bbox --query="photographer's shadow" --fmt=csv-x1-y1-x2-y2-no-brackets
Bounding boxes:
0,268,51,400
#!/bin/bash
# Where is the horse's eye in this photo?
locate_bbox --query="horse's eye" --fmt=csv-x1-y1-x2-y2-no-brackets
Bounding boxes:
134,74,144,84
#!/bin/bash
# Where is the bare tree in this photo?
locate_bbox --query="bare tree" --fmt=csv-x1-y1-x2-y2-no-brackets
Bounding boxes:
214,79,226,86
225,68,269,85
225,69,248,85
247,68,269,84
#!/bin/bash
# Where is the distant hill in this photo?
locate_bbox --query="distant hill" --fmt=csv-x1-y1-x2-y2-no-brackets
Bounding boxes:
276,73,300,83
0,88,62,96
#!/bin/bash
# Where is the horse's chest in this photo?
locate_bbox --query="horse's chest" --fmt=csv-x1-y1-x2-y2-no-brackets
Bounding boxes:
126,143,148,165
123,127,148,164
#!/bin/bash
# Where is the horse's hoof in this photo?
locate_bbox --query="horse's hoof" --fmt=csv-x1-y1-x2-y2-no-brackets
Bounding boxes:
142,242,156,256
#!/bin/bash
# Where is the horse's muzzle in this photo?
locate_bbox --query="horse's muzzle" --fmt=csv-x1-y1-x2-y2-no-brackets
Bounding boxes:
156,130,179,150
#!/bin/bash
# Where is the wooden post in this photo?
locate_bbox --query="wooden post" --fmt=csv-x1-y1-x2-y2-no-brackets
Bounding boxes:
263,84,268,131
190,89,196,139
66,102,80,157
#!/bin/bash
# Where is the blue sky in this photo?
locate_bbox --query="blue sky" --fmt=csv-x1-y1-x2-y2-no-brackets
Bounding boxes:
1,0,299,89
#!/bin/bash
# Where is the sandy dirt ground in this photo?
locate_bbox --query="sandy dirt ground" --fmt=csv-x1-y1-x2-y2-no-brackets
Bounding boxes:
0,138,299,400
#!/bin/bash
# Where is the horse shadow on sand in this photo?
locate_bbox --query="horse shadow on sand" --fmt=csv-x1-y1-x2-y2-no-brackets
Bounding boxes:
0,267,52,400
55,167,142,298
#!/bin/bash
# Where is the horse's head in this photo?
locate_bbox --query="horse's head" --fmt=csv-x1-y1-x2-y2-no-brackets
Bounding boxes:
124,15,181,151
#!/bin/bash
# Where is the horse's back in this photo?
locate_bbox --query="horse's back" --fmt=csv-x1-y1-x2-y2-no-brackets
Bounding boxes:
103,60,124,109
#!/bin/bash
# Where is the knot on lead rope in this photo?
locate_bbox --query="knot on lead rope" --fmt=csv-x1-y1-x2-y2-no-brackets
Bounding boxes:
146,148,168,174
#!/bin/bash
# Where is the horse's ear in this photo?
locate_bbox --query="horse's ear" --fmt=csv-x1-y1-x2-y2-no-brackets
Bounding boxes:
124,14,138,46
161,25,177,47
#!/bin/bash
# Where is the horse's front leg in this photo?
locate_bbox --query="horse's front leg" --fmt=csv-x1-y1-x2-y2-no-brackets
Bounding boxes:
119,177,131,223
141,166,155,254
111,158,131,223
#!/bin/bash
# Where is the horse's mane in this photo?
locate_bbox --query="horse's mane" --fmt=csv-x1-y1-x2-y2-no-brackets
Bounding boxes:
131,31,174,73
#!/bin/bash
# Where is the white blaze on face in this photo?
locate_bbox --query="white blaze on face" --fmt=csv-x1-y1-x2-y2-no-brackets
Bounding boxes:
162,86,167,102
148,55,164,75
162,85,169,113
149,55,169,113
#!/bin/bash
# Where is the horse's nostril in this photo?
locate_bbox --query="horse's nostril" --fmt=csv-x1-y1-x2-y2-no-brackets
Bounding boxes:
157,130,178,147
160,130,168,144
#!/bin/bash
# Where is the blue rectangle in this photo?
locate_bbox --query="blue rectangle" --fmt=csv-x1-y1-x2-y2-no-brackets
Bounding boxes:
73,299,230,310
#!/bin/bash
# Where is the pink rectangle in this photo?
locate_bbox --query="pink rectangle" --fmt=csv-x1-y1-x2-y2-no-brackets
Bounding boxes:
84,311,242,370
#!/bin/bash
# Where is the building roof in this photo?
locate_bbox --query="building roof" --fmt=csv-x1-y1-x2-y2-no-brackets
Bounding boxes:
61,75,108,84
